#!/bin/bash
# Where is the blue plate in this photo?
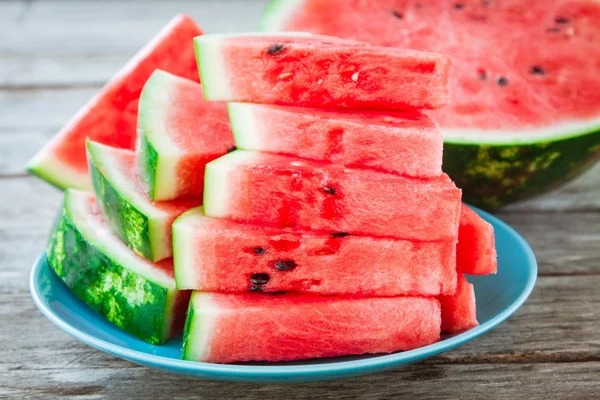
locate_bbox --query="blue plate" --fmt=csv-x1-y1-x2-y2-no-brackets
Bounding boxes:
30,207,537,382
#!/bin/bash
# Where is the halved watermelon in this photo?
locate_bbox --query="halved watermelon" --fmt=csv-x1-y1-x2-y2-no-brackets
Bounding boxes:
228,102,443,177
262,0,600,208
46,189,190,344
457,204,497,275
173,207,456,296
204,150,462,241
87,140,200,262
439,274,478,333
182,292,441,363
27,15,203,190
194,33,451,110
137,70,234,201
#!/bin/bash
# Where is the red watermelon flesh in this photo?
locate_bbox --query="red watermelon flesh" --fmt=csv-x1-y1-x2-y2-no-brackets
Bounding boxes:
173,207,457,296
203,151,462,241
457,204,498,276
26,15,203,190
183,292,441,363
439,274,478,333
137,70,234,201
228,102,443,177
265,0,600,129
194,33,451,110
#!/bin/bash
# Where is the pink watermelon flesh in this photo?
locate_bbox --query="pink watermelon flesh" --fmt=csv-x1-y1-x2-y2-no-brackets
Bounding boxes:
183,292,441,363
457,205,498,275
195,33,451,110
27,15,203,190
174,208,457,296
137,70,234,201
229,103,443,177
439,274,478,333
268,0,600,129
204,151,462,241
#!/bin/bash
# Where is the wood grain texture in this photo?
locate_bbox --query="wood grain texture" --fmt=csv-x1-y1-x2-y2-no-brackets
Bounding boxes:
0,0,599,398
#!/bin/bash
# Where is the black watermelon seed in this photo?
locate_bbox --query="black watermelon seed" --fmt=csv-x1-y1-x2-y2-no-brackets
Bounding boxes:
330,232,350,238
252,246,266,255
267,43,287,55
248,285,264,292
497,77,509,86
323,186,337,195
226,146,237,153
555,16,569,24
547,27,561,33
274,259,297,271
454,3,465,10
250,273,270,285
529,65,545,75
267,291,287,295
392,10,404,19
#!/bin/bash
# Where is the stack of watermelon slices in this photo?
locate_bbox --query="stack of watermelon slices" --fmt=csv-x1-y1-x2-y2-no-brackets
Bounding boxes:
33,16,498,363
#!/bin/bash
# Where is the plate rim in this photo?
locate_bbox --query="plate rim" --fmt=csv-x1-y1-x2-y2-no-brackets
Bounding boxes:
30,206,538,380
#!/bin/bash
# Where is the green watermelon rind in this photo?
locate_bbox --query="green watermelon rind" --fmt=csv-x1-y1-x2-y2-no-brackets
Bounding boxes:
46,189,178,344
87,140,172,262
259,0,600,209
181,292,216,361
137,70,184,202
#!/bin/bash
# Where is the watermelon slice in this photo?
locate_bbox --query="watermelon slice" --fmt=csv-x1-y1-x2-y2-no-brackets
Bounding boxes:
439,274,478,333
137,70,234,201
182,292,441,363
26,15,203,190
194,33,451,110
228,102,443,177
457,205,498,275
173,207,457,296
46,189,190,344
261,0,600,209
87,140,200,262
204,150,461,241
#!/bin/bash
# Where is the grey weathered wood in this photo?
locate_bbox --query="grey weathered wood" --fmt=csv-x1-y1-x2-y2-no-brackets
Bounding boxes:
1,0,599,398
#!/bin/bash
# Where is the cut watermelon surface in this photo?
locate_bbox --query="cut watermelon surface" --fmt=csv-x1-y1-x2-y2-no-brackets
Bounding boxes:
46,190,190,344
195,33,451,110
27,15,203,190
137,70,234,201
87,141,200,262
173,207,457,296
182,292,441,363
457,205,498,275
204,150,461,241
228,102,443,177
439,274,478,333
262,0,600,208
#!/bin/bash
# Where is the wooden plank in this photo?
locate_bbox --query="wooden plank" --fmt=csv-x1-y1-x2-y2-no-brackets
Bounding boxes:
0,0,268,55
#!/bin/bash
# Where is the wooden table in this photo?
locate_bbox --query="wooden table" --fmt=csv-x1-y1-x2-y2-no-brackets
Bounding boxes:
1,1,599,398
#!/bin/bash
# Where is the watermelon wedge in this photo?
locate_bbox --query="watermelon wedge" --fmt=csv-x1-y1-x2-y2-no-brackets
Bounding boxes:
46,189,190,344
87,140,200,262
182,292,441,363
137,70,234,201
26,15,203,190
228,102,443,177
173,207,456,296
457,205,498,275
194,33,451,110
439,274,478,333
204,150,462,241
261,0,600,208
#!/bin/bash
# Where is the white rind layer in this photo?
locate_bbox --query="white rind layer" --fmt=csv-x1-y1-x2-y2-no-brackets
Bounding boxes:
27,149,91,190
203,150,258,219
259,0,305,32
65,190,175,288
184,292,218,362
227,103,264,150
137,70,184,201
172,207,204,289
